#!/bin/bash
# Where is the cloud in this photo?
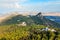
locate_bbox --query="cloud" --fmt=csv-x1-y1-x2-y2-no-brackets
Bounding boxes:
0,0,29,13
0,0,27,9
0,0,18,3
0,3,21,9
0,0,60,13
0,0,28,3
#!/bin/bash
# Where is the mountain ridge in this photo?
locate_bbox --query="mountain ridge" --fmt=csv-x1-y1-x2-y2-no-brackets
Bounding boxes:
0,12,60,28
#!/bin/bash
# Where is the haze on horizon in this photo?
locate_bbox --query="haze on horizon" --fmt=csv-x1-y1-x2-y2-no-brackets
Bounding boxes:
0,0,60,14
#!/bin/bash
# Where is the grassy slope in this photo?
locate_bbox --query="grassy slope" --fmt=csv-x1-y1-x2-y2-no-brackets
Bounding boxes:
0,15,34,25
0,24,46,40
0,24,60,40
0,14,60,40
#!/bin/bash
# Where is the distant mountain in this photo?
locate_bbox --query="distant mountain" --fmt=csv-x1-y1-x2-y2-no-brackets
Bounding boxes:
0,12,60,28
0,14,44,25
0,12,42,25
42,12,60,16
45,16,60,24
0,15,33,25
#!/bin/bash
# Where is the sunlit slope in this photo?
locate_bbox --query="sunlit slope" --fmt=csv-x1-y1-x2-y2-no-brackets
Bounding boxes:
0,15,34,25
0,15,43,25
0,12,60,28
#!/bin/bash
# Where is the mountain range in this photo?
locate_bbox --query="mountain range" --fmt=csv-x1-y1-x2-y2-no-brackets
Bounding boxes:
0,12,60,28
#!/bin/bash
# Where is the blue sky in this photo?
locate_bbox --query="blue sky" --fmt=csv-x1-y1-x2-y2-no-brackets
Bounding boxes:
0,0,60,13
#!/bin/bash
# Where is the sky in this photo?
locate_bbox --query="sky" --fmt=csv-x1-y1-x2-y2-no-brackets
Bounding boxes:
0,0,60,14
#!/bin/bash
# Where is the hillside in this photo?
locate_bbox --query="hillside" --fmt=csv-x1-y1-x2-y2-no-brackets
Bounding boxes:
0,12,43,25
0,12,60,28
0,15,32,25
45,16,60,24
0,12,60,40
0,23,60,40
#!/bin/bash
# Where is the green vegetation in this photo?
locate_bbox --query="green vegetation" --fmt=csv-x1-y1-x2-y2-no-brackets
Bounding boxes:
0,13,60,40
0,24,30,40
0,15,35,25
0,24,60,40
0,15,44,25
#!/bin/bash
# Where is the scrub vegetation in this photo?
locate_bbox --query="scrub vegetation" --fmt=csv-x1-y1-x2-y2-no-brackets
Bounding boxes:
0,24,60,40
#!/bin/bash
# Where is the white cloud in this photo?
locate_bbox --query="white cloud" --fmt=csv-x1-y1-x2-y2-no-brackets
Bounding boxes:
0,0,27,9
0,0,18,3
0,0,60,13
0,0,28,3
0,3,23,9
14,3,23,9
0,0,28,13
